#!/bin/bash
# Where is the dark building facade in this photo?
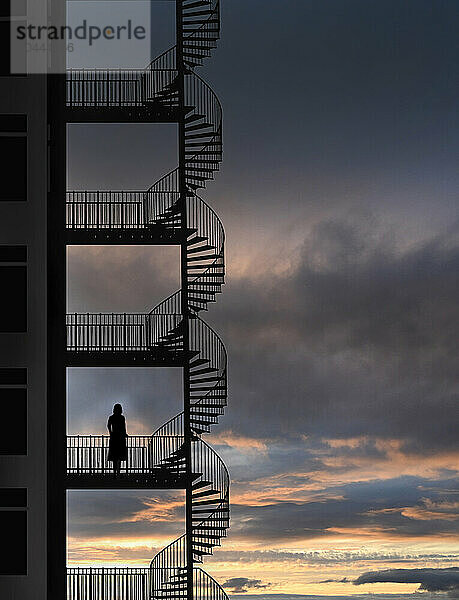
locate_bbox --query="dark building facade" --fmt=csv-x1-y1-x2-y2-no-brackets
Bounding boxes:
0,1,48,598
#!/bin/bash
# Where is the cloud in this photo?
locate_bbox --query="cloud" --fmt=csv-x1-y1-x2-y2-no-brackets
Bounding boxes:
67,491,185,541
368,499,459,522
354,567,459,595
226,473,459,544
208,549,459,566
223,577,271,593
67,542,162,564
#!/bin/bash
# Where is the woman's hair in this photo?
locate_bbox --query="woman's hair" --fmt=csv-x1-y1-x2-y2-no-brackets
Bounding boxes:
113,403,123,415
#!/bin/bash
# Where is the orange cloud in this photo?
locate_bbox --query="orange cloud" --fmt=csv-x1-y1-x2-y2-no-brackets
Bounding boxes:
209,431,269,453
368,499,459,522
127,497,184,523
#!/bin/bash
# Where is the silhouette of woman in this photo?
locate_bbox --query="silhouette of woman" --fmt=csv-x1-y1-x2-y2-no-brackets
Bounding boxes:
107,403,128,477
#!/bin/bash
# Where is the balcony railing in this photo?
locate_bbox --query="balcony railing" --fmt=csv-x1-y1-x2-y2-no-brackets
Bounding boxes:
67,568,150,600
66,191,180,230
66,68,178,109
67,435,185,475
66,313,182,353
66,192,145,229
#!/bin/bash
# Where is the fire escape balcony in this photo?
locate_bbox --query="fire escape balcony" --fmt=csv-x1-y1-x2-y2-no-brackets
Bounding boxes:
66,434,188,489
66,191,182,245
66,68,182,123
66,566,228,600
66,313,192,366
67,568,150,600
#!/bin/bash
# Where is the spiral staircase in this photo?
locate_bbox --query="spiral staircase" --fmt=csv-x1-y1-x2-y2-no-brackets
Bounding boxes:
65,2,229,599
149,2,229,597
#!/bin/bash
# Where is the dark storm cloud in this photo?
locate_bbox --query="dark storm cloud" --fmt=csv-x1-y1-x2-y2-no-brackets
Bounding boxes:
210,218,459,450
354,567,459,594
205,0,458,233
223,577,271,593
227,476,459,543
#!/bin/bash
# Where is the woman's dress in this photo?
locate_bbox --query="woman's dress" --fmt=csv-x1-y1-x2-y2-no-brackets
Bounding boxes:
107,414,127,462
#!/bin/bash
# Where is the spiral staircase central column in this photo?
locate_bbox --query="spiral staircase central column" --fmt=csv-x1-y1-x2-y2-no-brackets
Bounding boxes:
176,2,194,599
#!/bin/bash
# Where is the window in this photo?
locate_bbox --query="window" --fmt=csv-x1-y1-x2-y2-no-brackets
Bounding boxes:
0,246,27,332
0,1,27,76
0,488,27,574
0,115,27,201
0,368,27,455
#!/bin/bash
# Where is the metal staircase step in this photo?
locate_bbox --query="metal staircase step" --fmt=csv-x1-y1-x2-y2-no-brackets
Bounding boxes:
187,245,215,254
184,1,211,8
192,512,228,520
188,278,224,288
191,273,224,278
192,489,219,499
184,34,219,39
191,525,227,530
187,285,220,293
162,580,187,587
185,113,205,123
186,151,221,156
192,510,227,517
190,368,219,377
186,141,221,148
184,122,213,132
190,375,222,383
184,43,215,51
190,411,222,419
190,385,225,392
190,391,226,397
187,255,221,262
192,498,223,506
188,296,215,304
192,541,214,548
185,133,218,141
191,425,209,433
184,10,213,18
191,402,226,409
184,52,208,60
192,549,211,557
184,174,210,182
190,393,228,406
185,166,214,173
190,418,216,426
192,480,212,490
186,236,207,245
184,18,219,25
189,358,209,367
183,19,219,25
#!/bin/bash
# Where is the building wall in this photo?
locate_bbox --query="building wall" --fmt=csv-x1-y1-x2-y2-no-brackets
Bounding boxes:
0,1,49,597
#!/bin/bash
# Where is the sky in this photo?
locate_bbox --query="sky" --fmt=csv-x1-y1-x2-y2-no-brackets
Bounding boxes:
66,1,458,598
